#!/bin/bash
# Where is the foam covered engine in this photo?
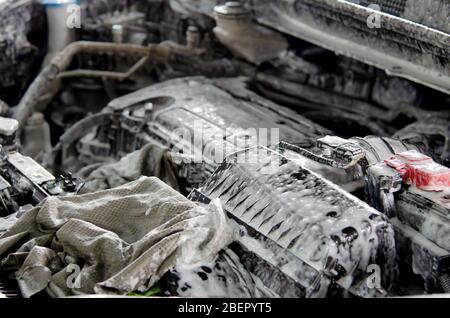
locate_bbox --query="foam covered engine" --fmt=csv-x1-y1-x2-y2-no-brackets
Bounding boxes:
191,146,398,297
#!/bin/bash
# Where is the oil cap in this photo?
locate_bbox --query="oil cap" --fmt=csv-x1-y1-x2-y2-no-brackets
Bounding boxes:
214,2,250,19
0,117,19,137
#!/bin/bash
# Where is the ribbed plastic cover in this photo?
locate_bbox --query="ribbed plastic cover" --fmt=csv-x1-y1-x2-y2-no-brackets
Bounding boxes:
196,146,398,296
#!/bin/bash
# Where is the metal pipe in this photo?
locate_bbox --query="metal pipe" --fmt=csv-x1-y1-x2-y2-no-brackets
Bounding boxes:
13,41,170,130
13,40,253,133
57,56,149,80
256,72,450,123
255,72,387,120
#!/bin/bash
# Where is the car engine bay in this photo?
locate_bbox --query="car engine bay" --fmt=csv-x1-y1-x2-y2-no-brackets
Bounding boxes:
0,0,449,299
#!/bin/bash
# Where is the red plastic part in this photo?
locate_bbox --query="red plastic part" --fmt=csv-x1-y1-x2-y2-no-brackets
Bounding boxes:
384,150,450,190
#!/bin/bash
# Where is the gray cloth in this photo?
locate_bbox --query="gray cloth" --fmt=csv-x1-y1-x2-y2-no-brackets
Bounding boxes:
0,206,33,236
0,177,234,298
0,213,19,236
77,144,180,193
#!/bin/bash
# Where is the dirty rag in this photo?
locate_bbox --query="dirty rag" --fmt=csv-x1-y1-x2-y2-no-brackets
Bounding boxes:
0,177,234,297
77,144,180,193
